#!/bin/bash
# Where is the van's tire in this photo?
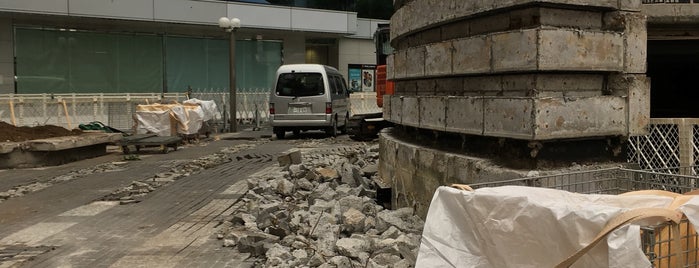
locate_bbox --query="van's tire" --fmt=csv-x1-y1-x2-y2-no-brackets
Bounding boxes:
275,130,285,139
327,120,338,137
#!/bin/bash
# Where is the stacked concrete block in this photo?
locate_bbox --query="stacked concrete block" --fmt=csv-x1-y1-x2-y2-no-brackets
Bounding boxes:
386,0,649,140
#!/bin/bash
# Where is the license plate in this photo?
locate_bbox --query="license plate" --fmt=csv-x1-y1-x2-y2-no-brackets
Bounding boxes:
289,106,311,114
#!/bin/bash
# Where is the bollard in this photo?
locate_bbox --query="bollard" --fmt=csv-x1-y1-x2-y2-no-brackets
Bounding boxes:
254,104,261,131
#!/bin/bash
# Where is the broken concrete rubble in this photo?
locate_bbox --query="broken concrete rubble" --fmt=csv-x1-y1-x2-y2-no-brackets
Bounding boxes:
219,144,424,267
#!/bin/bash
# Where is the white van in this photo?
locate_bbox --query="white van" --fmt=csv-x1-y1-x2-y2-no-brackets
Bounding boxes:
269,64,350,139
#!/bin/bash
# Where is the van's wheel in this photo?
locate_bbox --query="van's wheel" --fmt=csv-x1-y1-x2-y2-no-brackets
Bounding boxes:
275,131,285,139
327,119,338,137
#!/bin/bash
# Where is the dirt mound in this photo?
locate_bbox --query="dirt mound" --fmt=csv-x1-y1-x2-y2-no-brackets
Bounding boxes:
0,121,82,142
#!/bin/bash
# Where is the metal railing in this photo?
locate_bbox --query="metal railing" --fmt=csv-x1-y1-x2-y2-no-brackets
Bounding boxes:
0,90,382,133
0,89,272,132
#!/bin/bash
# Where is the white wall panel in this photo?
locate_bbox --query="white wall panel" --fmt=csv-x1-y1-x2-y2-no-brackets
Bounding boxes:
291,9,349,33
348,19,388,39
228,3,291,30
70,0,154,20
154,0,226,24
0,0,68,14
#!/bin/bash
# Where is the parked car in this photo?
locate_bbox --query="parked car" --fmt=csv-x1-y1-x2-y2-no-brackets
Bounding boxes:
269,64,350,139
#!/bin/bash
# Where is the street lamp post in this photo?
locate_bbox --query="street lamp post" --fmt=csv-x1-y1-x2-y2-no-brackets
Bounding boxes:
218,17,241,132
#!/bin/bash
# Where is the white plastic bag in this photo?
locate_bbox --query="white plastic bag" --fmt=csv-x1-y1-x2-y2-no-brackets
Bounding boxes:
416,186,699,268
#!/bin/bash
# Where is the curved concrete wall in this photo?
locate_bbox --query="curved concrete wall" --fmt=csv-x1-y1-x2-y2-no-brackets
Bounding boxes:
385,0,650,141
380,0,650,214
378,128,528,217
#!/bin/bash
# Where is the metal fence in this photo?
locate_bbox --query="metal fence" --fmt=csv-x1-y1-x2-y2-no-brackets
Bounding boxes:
628,118,699,176
0,89,271,131
0,90,381,133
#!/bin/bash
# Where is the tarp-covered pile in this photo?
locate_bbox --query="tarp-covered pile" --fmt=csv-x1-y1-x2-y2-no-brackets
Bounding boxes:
134,98,217,136
417,186,699,268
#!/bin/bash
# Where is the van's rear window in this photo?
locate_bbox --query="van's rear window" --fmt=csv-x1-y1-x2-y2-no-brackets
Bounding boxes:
275,73,325,97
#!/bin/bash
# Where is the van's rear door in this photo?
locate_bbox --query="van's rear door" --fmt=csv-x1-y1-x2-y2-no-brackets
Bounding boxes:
274,72,327,115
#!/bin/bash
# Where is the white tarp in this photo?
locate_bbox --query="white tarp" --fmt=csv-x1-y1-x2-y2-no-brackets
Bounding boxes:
134,110,172,137
134,101,216,136
416,186,699,268
183,98,218,121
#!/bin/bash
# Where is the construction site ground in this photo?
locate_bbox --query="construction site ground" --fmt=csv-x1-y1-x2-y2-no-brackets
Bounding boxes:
0,128,358,267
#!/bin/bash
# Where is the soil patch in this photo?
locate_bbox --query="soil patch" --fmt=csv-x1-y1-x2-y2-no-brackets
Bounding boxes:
0,121,82,142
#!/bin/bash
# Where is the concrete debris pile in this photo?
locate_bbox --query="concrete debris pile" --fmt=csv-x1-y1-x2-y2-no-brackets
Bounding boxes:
219,145,424,267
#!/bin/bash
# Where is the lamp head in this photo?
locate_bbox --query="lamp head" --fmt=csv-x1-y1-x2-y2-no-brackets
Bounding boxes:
218,17,231,29
230,18,241,29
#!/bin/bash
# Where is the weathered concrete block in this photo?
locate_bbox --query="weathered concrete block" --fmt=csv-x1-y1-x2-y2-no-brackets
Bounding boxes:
446,97,484,135
389,96,402,124
416,79,436,96
401,97,420,127
534,96,627,139
425,41,453,76
500,74,605,97
393,50,407,79
27,133,121,151
395,81,417,95
532,74,605,94
464,76,502,96
501,75,536,96
469,13,510,36
386,54,395,81
452,36,491,75
278,150,302,167
538,8,603,29
383,93,391,121
441,21,469,41
491,30,539,72
483,98,535,139
435,77,464,96
394,0,622,42
378,129,528,218
405,46,426,78
453,0,494,18
614,12,647,73
378,133,396,185
609,74,650,136
419,97,446,131
619,0,642,12
538,29,624,72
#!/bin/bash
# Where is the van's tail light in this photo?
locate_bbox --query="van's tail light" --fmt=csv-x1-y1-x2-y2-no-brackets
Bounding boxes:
269,103,275,115
325,102,332,114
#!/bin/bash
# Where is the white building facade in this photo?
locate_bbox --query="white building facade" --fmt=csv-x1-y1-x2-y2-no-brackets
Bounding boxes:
0,0,387,94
